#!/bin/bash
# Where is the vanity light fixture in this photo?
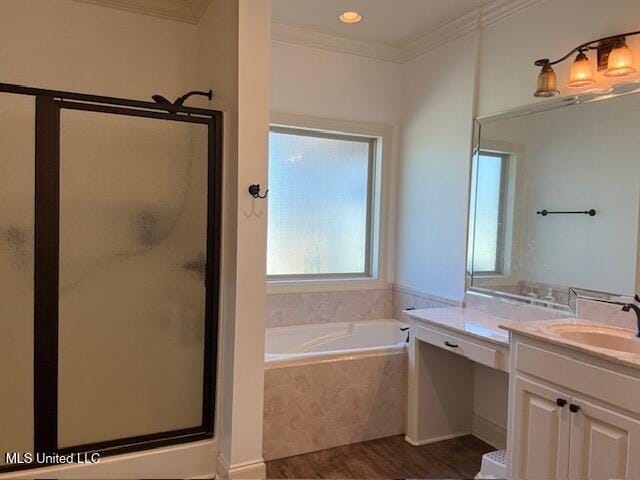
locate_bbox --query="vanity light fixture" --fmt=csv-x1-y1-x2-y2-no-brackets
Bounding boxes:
533,30,640,97
534,63,559,97
339,11,363,24
606,38,636,76
567,51,595,88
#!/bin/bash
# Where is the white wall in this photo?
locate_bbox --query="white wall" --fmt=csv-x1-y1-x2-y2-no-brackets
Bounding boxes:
479,0,640,116
395,33,480,302
395,0,640,303
0,0,197,99
270,41,403,291
473,364,509,440
198,1,271,478
271,41,403,125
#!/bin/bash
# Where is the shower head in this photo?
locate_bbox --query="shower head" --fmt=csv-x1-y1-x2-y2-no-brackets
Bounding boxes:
151,90,213,109
151,94,172,104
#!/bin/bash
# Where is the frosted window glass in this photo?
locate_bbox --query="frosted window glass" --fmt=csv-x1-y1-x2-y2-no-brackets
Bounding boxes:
267,130,371,276
0,94,34,464
471,153,504,273
58,110,207,447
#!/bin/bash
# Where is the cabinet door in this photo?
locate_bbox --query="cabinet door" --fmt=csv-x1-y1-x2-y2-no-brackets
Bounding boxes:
510,376,571,479
569,398,640,480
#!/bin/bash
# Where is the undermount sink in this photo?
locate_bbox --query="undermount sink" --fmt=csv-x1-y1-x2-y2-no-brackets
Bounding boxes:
547,324,640,354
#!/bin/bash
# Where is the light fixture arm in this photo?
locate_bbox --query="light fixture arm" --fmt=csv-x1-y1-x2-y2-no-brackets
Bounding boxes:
535,30,640,67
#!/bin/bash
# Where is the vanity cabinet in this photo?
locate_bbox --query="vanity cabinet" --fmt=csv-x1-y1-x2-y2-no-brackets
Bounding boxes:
569,397,640,480
508,336,640,480
511,376,570,479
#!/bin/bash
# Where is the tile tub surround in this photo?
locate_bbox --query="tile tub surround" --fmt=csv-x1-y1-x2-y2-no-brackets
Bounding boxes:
576,298,639,330
392,285,458,321
464,291,574,322
263,351,407,461
266,289,392,328
464,290,638,330
266,285,459,328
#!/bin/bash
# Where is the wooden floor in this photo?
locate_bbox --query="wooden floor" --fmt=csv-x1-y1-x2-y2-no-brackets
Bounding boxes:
266,435,494,479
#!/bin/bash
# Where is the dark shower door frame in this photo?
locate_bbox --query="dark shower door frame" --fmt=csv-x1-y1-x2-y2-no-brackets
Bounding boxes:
0,83,222,472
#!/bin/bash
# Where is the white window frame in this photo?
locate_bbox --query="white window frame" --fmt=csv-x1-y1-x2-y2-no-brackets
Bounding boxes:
470,139,527,288
471,150,510,276
267,112,394,294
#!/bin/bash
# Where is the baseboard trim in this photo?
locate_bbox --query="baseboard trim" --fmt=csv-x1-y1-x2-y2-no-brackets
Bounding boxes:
472,414,507,450
216,454,266,480
404,431,471,447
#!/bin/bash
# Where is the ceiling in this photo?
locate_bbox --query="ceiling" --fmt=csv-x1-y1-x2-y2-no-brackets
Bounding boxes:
72,0,211,24
271,0,497,47
71,0,536,62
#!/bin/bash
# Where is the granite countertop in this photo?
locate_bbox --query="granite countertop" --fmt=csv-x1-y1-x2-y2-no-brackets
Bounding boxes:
406,307,640,369
502,319,640,370
405,307,512,346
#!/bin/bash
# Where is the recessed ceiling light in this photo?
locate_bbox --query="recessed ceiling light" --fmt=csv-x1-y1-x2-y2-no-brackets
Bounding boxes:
339,11,363,24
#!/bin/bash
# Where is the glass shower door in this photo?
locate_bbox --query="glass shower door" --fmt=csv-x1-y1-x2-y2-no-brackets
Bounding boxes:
0,93,35,465
0,84,220,471
55,105,213,450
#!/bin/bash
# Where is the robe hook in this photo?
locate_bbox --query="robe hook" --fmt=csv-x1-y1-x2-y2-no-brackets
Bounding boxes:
248,184,268,199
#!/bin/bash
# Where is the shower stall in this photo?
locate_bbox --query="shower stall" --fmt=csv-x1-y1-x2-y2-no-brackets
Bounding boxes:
0,83,222,472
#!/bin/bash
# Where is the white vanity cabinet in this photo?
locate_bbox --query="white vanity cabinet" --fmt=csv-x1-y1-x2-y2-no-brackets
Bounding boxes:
508,335,640,480
511,376,571,479
569,397,640,480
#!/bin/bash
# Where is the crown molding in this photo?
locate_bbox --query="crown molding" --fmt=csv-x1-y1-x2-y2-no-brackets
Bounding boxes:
480,0,545,28
398,9,481,63
72,0,211,25
272,0,546,64
272,22,403,63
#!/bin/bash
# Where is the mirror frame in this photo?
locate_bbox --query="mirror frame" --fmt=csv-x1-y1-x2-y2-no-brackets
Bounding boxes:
465,81,640,313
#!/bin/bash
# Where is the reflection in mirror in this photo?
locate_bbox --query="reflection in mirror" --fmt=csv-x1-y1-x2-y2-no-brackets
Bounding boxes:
468,91,640,310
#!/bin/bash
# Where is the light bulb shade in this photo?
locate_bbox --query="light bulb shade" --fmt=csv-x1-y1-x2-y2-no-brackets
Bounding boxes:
567,52,595,88
534,64,560,97
605,40,636,77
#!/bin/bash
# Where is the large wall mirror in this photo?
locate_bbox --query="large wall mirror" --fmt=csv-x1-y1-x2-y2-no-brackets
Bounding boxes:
467,84,640,311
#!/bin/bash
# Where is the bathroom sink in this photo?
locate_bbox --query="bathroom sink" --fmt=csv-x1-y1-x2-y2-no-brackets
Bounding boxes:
547,324,640,354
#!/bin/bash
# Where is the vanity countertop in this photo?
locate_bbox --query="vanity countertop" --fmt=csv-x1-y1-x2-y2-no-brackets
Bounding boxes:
502,319,640,370
406,307,640,369
405,307,512,346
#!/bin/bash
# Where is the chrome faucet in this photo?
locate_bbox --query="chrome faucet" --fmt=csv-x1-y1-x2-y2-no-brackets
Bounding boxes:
621,295,640,338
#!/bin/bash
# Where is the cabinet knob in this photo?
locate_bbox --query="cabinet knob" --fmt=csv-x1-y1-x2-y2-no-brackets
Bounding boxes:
556,398,567,407
444,341,459,348
569,404,581,413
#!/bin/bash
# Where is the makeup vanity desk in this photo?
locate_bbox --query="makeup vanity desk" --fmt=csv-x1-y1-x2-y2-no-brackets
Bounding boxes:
404,307,511,446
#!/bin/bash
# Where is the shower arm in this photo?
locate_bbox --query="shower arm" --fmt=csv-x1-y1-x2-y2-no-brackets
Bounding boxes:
176,89,213,106
151,89,213,107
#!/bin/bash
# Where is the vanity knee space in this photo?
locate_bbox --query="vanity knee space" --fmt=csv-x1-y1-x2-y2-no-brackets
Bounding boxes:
405,308,510,450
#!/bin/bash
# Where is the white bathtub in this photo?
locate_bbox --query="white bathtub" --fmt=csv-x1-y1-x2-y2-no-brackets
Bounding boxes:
263,318,409,459
265,318,408,367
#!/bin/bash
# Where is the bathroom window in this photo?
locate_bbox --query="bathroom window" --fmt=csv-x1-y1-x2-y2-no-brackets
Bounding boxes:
267,126,376,279
468,150,510,275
